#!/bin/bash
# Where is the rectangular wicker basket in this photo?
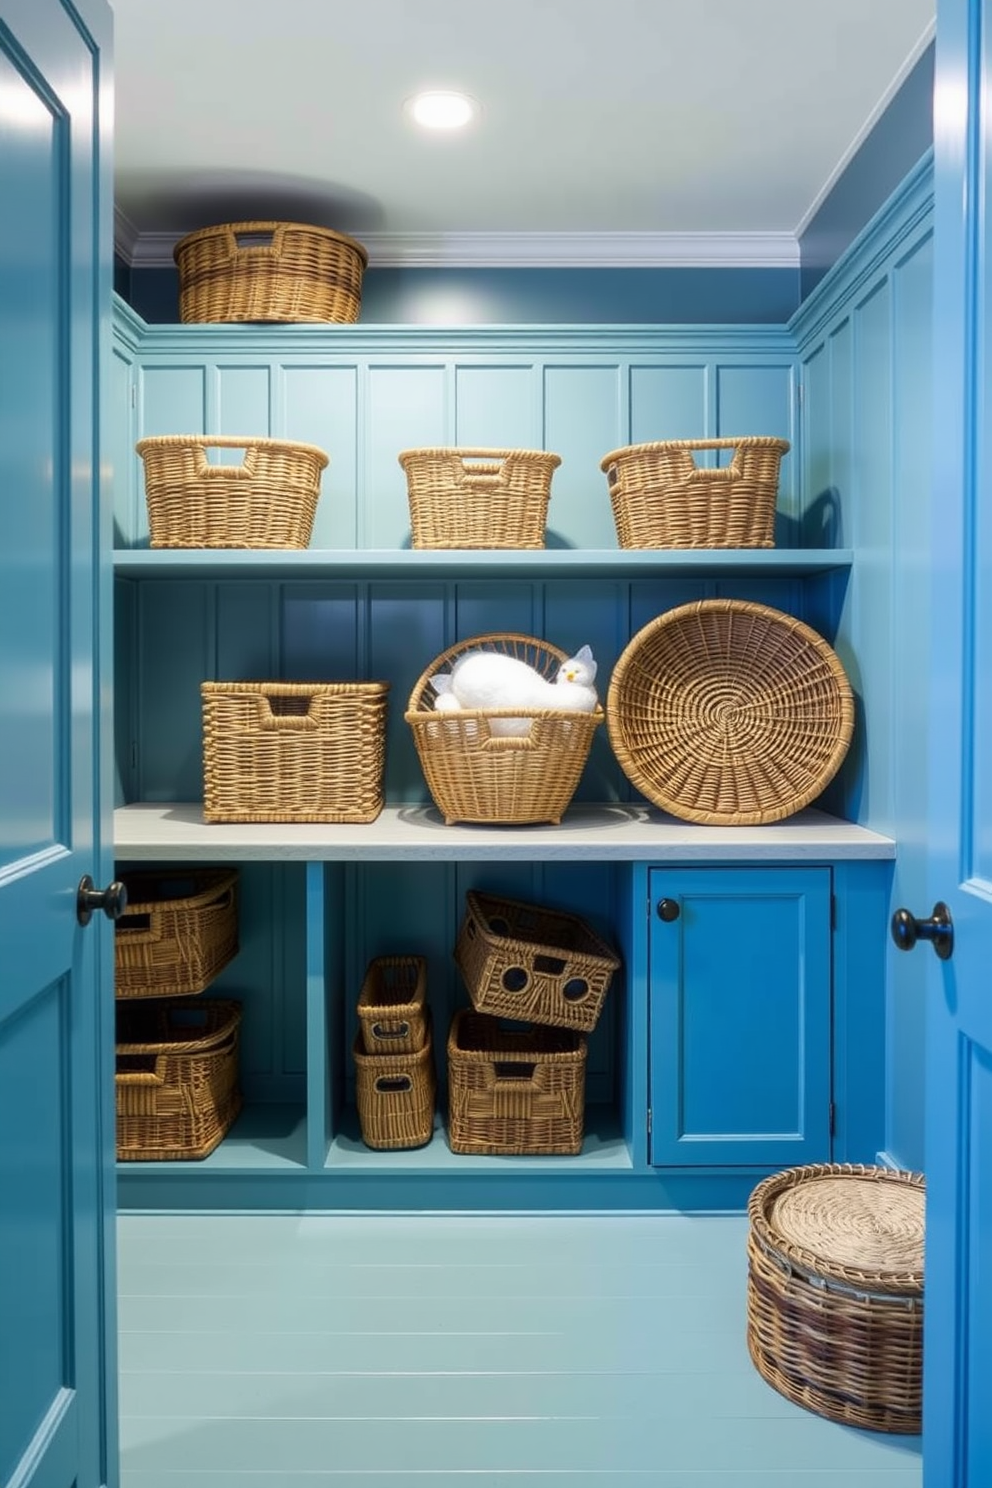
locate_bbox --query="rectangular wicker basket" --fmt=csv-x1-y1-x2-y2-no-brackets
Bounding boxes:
201,681,389,823
353,1018,436,1150
446,1010,587,1156
135,434,329,549
454,891,619,1033
114,867,239,999
398,447,561,549
173,220,368,325
115,998,242,1161
357,956,429,1055
600,437,790,549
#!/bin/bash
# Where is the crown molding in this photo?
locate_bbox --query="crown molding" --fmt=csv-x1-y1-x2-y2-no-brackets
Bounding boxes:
116,223,800,271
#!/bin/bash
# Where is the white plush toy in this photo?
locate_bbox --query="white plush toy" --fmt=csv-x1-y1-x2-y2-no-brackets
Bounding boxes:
431,644,598,737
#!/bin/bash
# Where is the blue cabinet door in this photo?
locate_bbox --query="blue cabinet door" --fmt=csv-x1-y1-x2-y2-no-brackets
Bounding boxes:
0,3,116,1487
647,867,831,1168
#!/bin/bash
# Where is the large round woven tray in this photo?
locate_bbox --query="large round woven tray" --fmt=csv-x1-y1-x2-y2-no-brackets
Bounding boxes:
606,598,854,825
746,1163,924,1433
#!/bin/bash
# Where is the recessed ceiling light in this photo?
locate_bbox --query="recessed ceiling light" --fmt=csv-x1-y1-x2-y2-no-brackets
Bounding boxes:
406,90,478,130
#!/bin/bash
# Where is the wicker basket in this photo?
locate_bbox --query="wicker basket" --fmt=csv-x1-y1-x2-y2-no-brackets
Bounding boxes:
135,434,329,550
115,998,243,1161
405,633,602,825
600,436,790,549
115,868,239,999
397,447,562,549
173,220,368,324
201,681,389,823
446,1010,587,1156
454,891,620,1033
606,599,854,826
747,1163,924,1433
353,1018,436,1150
357,956,429,1055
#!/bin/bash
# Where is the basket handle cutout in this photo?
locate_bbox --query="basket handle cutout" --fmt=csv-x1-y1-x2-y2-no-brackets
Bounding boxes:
115,910,157,940
115,1053,165,1087
371,1021,411,1041
374,1075,413,1094
257,692,320,730
226,225,285,259
532,954,567,978
493,1061,536,1083
500,967,530,994
193,444,258,481
233,229,276,250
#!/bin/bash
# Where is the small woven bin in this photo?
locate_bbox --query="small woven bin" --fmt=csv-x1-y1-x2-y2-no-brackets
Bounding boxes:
398,447,562,549
201,681,389,823
606,599,854,826
447,1010,587,1156
115,998,242,1161
454,891,620,1033
600,436,790,549
353,1016,436,1151
173,220,368,324
135,434,328,549
405,633,602,825
747,1163,924,1434
357,955,429,1055
115,867,239,999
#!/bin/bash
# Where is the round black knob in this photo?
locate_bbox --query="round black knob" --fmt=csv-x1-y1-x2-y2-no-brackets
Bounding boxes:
656,898,681,923
76,875,128,927
891,902,954,961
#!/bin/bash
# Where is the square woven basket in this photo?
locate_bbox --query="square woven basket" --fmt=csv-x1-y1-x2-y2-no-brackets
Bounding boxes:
446,1010,587,1156
201,681,389,823
397,447,562,549
115,998,242,1161
353,1016,436,1150
114,867,239,999
173,220,368,324
454,891,619,1033
357,955,429,1055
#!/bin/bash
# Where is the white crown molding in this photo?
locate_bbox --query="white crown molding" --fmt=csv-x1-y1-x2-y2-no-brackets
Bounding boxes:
118,225,800,271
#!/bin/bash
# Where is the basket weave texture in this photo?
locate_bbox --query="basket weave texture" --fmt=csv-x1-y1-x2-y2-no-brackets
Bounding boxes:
353,1017,436,1150
201,681,389,823
405,633,602,825
115,868,239,999
398,447,561,549
135,434,329,549
357,956,429,1055
606,599,854,826
454,891,620,1033
173,220,368,324
446,1010,587,1156
600,436,790,549
746,1163,924,1433
115,998,242,1161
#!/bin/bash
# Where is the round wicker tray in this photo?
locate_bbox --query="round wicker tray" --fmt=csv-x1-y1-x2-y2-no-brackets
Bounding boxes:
606,598,854,825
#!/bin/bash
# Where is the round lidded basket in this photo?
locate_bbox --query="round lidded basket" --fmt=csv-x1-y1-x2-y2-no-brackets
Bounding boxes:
404,632,603,825
746,1163,925,1434
606,598,854,826
397,447,562,549
173,220,368,324
600,436,790,549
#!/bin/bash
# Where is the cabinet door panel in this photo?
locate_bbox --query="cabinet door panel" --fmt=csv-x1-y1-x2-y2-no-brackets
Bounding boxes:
648,866,831,1167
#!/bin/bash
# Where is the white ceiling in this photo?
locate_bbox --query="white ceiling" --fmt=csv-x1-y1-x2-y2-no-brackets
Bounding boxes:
109,0,935,267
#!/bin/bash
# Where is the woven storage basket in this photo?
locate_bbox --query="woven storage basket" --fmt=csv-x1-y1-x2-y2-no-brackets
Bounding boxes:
454,891,620,1033
173,220,368,324
115,868,239,999
397,447,562,549
747,1163,924,1434
446,1010,587,1156
600,436,790,549
201,681,389,823
353,1016,436,1150
606,599,854,826
357,955,429,1055
405,633,602,825
135,434,328,549
115,998,242,1161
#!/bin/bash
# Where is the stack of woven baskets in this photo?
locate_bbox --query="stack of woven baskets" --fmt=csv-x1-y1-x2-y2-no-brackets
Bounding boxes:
353,956,436,1150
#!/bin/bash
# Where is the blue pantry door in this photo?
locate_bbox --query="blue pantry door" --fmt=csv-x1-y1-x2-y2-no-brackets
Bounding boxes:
925,0,992,1482
0,2,117,1487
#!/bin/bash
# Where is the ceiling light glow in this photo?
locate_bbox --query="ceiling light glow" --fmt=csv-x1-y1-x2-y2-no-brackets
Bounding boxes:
407,91,477,130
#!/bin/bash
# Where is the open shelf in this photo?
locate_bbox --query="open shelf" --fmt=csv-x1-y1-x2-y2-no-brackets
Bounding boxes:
116,1103,308,1175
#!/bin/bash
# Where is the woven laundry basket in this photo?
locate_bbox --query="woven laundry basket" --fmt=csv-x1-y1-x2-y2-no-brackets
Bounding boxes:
353,1015,436,1151
114,867,239,999
398,447,562,549
600,436,790,549
606,599,854,825
135,434,329,549
747,1163,925,1433
173,220,368,324
357,956,429,1055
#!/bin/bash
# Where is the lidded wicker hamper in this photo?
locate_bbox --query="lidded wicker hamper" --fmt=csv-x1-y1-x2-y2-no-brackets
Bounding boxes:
600,436,790,549
173,220,368,324
357,956,429,1055
397,447,562,549
746,1163,924,1433
353,1013,436,1151
135,434,329,549
114,867,239,999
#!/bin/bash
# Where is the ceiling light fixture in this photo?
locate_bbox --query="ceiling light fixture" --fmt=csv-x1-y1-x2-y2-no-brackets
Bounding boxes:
406,90,478,130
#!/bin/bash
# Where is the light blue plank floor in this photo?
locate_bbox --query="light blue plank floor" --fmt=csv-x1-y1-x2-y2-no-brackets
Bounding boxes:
117,1212,923,1487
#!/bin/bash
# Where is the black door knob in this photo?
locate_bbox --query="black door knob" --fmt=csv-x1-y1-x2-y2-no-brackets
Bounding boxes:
656,898,681,922
891,902,954,961
76,875,128,927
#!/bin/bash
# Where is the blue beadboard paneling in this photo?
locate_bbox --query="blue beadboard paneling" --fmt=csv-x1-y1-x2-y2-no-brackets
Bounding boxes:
453,363,540,448
281,366,359,549
367,365,448,547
